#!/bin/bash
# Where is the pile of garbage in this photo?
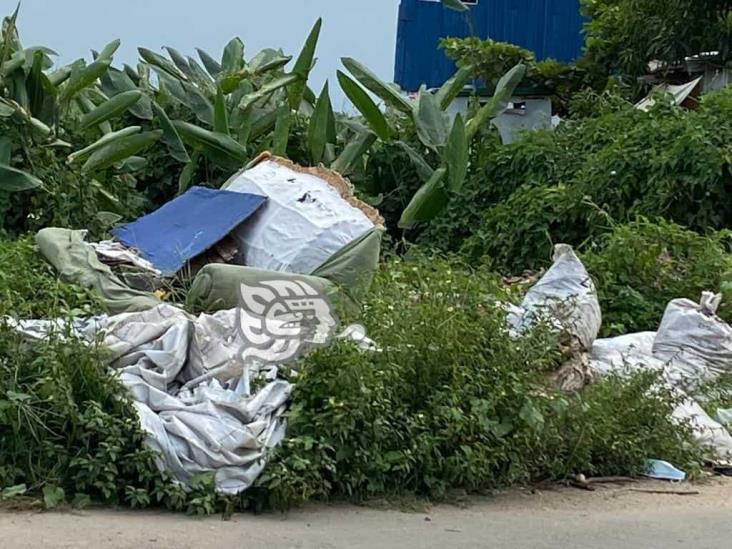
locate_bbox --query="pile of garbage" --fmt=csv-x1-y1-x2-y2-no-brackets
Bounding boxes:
41,152,384,316
510,244,732,465
11,154,384,495
10,156,732,492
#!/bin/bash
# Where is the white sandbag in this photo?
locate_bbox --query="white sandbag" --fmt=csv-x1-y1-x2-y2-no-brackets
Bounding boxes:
589,332,662,376
652,292,732,385
508,244,601,349
225,157,379,274
673,397,732,464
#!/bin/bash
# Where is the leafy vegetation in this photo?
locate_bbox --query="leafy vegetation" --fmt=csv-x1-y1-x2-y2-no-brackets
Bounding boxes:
0,237,100,318
582,0,732,79
423,88,732,271
441,37,609,113
0,14,385,236
581,219,732,336
258,257,701,507
339,56,526,227
0,2,727,514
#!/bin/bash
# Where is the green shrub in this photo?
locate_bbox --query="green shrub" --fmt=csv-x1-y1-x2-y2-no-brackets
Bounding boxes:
257,255,701,508
440,37,610,114
582,0,732,80
581,219,732,336
0,329,149,501
0,237,101,318
428,87,732,271
460,183,607,272
529,371,703,479
0,120,149,238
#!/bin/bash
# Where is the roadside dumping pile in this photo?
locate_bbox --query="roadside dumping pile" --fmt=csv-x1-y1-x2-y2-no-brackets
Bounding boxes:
8,155,382,494
9,174,732,493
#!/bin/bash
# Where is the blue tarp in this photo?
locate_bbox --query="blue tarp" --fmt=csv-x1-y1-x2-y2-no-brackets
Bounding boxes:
113,186,266,275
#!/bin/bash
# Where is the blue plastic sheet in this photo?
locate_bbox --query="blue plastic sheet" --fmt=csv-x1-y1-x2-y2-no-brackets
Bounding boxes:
644,459,686,481
113,186,266,275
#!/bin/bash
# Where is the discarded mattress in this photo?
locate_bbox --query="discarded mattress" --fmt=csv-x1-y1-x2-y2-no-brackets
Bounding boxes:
113,186,267,276
223,153,383,276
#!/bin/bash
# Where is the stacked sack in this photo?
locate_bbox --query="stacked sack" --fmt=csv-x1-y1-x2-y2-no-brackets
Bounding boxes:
589,292,732,464
507,244,602,392
506,244,732,463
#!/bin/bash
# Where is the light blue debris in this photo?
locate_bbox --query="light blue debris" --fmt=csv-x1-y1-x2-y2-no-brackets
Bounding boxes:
644,459,686,481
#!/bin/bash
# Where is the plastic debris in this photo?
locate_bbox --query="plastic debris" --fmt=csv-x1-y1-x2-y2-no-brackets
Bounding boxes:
644,459,686,481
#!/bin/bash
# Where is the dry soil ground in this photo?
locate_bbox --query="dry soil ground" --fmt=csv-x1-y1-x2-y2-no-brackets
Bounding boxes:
1,478,730,549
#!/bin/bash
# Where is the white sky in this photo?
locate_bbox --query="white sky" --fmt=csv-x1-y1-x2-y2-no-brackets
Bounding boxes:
1,0,401,109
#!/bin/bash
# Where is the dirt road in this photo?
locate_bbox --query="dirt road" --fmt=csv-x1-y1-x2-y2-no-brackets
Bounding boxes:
2,478,730,549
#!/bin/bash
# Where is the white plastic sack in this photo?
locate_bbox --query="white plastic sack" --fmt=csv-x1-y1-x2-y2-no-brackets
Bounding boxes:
589,332,662,376
673,397,732,464
507,244,601,349
225,158,378,274
652,292,732,385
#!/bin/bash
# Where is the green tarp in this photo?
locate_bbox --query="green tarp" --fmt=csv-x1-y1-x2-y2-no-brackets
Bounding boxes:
312,227,383,302
186,263,340,313
36,224,382,316
36,228,160,315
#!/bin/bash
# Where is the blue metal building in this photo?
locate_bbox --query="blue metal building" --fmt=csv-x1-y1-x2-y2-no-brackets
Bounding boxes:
394,0,585,91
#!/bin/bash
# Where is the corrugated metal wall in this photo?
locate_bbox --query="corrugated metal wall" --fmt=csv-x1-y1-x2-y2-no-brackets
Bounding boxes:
394,0,585,91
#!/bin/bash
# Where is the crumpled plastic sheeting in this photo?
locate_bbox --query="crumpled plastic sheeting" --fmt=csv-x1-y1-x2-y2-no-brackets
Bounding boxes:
91,240,162,276
101,304,294,494
11,303,293,495
127,373,289,495
507,244,602,350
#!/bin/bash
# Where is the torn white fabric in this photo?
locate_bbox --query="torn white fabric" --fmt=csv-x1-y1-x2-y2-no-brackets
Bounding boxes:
507,244,602,350
225,159,375,274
